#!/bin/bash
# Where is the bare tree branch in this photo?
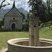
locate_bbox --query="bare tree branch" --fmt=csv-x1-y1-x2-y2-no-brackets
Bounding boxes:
0,0,10,9
1,0,5,6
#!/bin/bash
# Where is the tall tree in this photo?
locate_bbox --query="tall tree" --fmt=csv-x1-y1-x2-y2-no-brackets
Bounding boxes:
29,0,46,46
47,0,50,16
29,0,40,46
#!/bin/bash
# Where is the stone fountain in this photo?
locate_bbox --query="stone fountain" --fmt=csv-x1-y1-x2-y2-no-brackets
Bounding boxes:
7,38,52,52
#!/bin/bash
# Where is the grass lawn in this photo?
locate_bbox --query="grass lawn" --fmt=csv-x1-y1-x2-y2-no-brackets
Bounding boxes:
0,32,29,49
40,26,52,39
0,26,52,49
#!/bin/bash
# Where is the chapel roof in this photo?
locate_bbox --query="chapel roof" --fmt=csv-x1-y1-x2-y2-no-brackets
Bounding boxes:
4,1,25,18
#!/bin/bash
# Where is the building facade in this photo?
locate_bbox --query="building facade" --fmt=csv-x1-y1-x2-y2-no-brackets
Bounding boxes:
4,1,24,30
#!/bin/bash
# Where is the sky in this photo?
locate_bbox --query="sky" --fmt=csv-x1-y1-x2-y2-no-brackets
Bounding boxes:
0,0,30,11
0,0,48,11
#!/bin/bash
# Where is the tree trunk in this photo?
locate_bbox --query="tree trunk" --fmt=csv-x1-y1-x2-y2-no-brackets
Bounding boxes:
29,14,40,46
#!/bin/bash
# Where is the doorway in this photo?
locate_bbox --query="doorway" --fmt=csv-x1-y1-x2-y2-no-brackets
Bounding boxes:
11,23,15,30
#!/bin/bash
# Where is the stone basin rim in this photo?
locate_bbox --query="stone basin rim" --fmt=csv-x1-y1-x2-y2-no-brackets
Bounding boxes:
7,38,52,48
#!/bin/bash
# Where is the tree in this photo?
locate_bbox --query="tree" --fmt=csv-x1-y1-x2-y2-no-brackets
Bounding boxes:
40,0,52,27
28,0,47,46
29,0,41,46
0,0,10,28
47,0,50,16
0,0,10,9
40,0,52,23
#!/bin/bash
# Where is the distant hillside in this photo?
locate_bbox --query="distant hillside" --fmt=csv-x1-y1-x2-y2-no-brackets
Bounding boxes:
18,8,28,16
0,8,10,19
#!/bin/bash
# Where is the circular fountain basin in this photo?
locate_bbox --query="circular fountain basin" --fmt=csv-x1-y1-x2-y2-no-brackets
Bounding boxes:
7,38,52,52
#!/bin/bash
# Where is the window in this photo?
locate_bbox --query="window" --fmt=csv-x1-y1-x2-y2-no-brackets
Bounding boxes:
13,18,15,20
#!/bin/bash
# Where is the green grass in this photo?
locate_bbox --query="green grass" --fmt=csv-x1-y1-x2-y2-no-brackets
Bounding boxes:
0,26,52,49
0,32,29,49
40,26,52,39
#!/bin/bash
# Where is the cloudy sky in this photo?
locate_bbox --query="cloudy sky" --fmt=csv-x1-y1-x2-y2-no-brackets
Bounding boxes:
0,0,31,11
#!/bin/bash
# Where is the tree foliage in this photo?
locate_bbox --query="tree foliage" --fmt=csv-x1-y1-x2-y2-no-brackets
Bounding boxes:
29,0,52,23
29,0,45,16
